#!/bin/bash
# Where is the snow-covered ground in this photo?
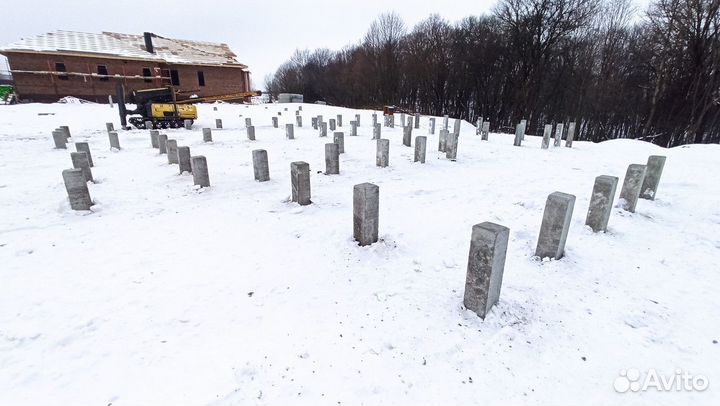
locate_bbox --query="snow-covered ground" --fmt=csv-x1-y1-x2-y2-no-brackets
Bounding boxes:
1,102,718,405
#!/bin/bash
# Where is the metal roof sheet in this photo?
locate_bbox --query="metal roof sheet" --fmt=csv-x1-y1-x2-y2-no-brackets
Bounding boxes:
0,30,246,67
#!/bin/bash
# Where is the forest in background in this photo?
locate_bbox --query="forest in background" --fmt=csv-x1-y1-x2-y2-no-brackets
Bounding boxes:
265,0,720,146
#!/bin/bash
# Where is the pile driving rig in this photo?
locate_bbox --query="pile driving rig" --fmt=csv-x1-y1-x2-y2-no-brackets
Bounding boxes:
115,84,261,129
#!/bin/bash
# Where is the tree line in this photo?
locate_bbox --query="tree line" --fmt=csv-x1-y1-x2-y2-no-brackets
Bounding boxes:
265,0,720,146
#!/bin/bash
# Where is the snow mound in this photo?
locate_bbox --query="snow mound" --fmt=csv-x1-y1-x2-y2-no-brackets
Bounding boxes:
57,96,95,104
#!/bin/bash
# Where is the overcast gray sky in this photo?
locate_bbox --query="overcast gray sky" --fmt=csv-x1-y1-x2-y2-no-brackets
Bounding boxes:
1,0,650,88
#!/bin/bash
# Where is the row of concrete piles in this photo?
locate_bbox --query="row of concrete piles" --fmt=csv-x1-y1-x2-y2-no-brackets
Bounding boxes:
280,119,668,320
375,112,461,163
54,108,543,214
59,114,379,245
238,108,440,175
315,112,543,258
56,109,666,323
54,125,98,210
382,113,577,151
208,108,434,148
56,107,436,237
55,105,335,209
145,127,210,187
464,154,667,319
53,106,425,210
55,125,95,211
55,122,215,209
509,119,578,148
203,110,577,152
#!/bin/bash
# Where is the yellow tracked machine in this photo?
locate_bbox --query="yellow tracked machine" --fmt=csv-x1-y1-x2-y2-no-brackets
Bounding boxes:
115,85,261,129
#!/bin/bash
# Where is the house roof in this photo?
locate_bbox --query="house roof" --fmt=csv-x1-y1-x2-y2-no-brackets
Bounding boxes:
0,30,247,68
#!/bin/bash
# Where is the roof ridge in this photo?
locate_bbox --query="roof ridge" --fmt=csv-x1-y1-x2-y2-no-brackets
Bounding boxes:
0,30,245,67
152,33,227,47
54,29,108,35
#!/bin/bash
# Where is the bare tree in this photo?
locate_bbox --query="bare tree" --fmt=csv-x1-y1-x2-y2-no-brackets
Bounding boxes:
264,0,719,146
363,12,406,103
494,0,599,125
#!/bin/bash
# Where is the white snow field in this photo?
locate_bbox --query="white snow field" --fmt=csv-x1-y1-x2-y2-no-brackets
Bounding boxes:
1,102,719,405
